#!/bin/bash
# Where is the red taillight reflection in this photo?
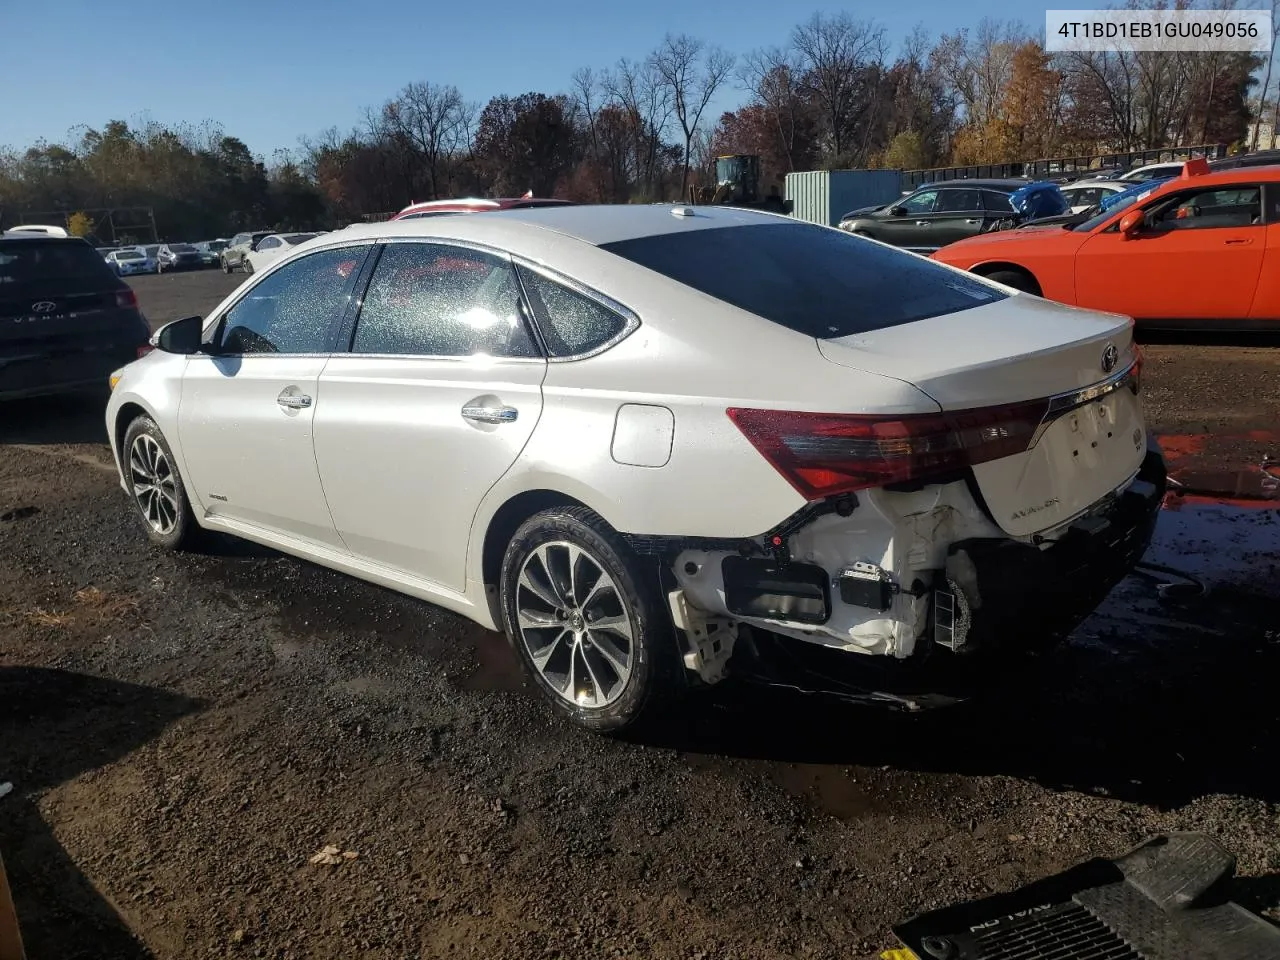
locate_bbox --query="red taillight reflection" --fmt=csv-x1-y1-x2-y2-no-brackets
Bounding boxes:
116,289,138,309
727,402,1049,500
137,345,154,359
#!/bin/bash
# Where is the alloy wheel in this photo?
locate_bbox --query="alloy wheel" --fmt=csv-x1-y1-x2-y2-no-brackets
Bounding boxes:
129,434,179,534
515,541,635,708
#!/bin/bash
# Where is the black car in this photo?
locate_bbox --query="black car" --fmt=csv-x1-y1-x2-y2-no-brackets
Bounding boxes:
156,243,203,273
0,234,151,400
837,179,1050,252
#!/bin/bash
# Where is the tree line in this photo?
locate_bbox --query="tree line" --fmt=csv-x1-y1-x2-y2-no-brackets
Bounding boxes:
1,6,1273,240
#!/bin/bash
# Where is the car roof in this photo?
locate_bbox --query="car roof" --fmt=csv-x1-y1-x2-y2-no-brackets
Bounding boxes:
332,203,795,250
916,179,1031,191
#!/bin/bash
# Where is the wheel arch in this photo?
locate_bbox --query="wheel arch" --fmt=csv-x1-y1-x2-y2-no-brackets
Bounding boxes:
968,260,1043,295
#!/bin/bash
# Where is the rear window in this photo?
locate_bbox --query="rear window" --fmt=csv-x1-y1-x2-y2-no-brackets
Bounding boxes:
599,223,1007,338
0,240,116,286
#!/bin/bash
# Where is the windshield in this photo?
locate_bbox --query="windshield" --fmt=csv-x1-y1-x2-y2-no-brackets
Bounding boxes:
208,240,227,251
117,250,145,260
600,222,1007,337
168,243,195,253
141,245,160,256
0,240,116,286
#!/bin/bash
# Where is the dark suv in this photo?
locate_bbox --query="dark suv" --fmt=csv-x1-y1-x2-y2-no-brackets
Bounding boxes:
837,179,1049,252
0,234,151,400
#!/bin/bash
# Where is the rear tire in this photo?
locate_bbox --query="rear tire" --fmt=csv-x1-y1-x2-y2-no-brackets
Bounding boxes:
499,506,678,733
121,416,200,551
982,269,1040,295
242,258,254,275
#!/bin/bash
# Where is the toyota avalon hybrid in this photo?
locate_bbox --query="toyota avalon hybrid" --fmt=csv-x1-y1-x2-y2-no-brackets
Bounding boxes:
105,205,1165,731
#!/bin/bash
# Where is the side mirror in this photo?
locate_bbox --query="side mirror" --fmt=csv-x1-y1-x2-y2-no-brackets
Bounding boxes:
155,314,205,355
889,205,908,217
1118,210,1144,237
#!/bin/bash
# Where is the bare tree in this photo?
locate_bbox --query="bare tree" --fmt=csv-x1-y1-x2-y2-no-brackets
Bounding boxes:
741,46,811,172
604,57,672,199
790,12,887,160
649,33,735,196
378,81,475,200
1252,0,1280,149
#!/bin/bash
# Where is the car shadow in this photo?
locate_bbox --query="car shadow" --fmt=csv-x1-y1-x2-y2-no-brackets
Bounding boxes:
0,392,110,446
641,586,1280,811
1137,328,1280,348
0,667,202,958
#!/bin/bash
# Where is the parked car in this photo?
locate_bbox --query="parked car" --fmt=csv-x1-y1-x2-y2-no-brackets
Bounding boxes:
931,159,1276,330
96,246,121,258
836,180,1066,252
1057,179,1133,214
156,243,203,273
1208,149,1280,172
219,231,273,273
193,240,228,267
1118,161,1192,183
105,205,1163,731
2,225,69,238
1015,178,1175,230
1,233,151,400
106,248,158,276
392,197,576,220
244,232,320,274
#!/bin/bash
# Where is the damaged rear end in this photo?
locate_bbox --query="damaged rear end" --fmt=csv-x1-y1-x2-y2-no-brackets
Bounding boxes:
666,292,1165,700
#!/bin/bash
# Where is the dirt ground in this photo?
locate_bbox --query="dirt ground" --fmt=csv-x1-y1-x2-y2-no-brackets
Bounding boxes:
1,270,1278,960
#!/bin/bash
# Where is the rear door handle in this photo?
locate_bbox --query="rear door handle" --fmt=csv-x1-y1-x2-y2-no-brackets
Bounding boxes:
1224,238,1253,245
915,220,930,226
276,393,312,409
965,218,981,225
462,404,518,424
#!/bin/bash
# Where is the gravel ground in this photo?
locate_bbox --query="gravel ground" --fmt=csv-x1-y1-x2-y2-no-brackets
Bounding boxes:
1,271,1278,959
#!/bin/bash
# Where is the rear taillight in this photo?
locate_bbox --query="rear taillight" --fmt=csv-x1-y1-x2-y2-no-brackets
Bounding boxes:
727,402,1049,500
116,289,138,309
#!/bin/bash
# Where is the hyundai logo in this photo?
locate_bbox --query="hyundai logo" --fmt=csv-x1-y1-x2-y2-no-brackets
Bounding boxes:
1101,342,1118,374
31,301,57,313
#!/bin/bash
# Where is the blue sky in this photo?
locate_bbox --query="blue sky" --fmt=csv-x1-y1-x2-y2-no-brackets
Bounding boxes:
8,1,1083,158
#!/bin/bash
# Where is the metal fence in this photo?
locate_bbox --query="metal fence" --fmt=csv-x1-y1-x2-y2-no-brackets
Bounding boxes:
900,144,1230,191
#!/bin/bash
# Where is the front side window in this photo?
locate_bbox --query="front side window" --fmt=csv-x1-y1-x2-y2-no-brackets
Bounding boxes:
1149,186,1261,231
217,247,366,355
898,190,938,215
352,242,538,358
516,265,630,357
257,237,280,250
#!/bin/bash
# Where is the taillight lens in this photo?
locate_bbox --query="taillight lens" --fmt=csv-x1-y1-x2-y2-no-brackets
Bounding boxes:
727,402,1050,500
116,289,138,309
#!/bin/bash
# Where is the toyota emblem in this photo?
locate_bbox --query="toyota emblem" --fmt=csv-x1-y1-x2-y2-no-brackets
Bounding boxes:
1101,342,1118,374
31,301,56,313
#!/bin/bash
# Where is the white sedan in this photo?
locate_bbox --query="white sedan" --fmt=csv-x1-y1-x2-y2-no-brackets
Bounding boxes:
105,206,1165,731
243,232,320,274
1057,179,1134,214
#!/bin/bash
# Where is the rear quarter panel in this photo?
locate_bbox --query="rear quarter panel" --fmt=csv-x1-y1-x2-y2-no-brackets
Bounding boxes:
1249,222,1280,319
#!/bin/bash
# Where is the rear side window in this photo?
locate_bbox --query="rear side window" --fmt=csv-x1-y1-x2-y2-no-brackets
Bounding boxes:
0,240,116,286
516,265,630,357
600,223,1007,338
352,242,538,358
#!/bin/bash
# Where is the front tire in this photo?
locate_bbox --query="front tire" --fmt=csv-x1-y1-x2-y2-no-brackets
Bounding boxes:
220,257,231,274
122,416,200,550
242,257,254,275
983,269,1040,295
500,506,677,733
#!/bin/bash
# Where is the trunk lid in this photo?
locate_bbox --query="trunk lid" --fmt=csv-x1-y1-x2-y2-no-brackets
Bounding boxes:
818,294,1146,537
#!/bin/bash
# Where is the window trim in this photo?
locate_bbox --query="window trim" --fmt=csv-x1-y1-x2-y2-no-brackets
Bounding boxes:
340,237,546,364
512,256,641,362
202,241,377,358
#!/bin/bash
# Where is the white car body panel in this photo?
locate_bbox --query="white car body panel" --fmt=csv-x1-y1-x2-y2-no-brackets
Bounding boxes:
106,205,1159,657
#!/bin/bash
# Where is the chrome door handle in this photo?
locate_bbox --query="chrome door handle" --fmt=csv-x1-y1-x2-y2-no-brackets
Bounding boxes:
462,404,518,424
965,218,981,224
915,220,930,226
277,394,312,409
